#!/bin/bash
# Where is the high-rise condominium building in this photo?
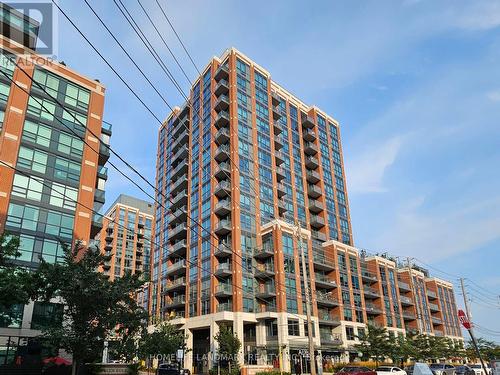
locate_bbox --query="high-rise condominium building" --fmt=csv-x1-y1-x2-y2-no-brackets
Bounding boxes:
95,194,154,314
0,3,110,350
153,48,461,372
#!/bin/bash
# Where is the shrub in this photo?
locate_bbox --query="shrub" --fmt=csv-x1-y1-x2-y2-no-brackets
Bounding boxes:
255,371,291,375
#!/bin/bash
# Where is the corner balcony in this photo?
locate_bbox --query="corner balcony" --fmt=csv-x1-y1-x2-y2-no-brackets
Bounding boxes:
214,241,233,258
302,115,315,129
361,270,378,283
398,281,411,292
215,263,232,278
172,120,188,141
98,142,110,165
94,188,105,204
256,285,277,299
273,121,283,135
172,145,188,164
272,105,282,120
214,94,230,112
171,131,189,153
277,199,287,215
274,135,284,150
427,290,437,299
214,198,231,217
254,246,274,259
310,215,325,229
305,155,319,170
309,200,324,214
315,274,337,290
429,302,440,312
214,180,231,198
271,91,280,106
91,214,103,239
214,219,232,236
215,144,230,162
215,284,233,298
171,175,188,195
303,129,316,142
400,295,414,306
316,292,340,308
432,316,443,325
215,127,230,145
165,260,186,277
97,166,108,181
214,64,229,81
365,303,383,315
168,239,187,259
168,205,187,225
255,264,275,279
304,141,318,156
307,184,322,199
306,170,321,184
276,166,286,181
313,252,335,271
168,223,187,241
164,277,186,293
214,79,229,96
171,160,188,180
275,150,285,165
215,162,231,180
321,333,343,346
214,111,230,129
277,182,286,198
318,312,341,326
402,311,416,321
165,295,186,308
363,286,381,299
170,190,188,209
217,302,232,313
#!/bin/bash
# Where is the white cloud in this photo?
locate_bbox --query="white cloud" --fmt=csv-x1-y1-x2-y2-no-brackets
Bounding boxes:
346,136,403,194
487,90,500,102
453,1,500,31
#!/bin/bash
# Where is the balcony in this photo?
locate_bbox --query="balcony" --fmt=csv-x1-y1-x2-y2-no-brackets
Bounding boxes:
164,277,186,293
306,170,321,184
215,284,233,298
168,240,187,258
214,242,232,258
305,155,319,170
309,200,324,214
215,127,230,145
255,264,275,279
316,292,340,307
361,270,378,283
170,190,188,209
214,219,232,236
312,252,335,271
102,121,112,136
165,260,186,276
274,135,284,150
171,175,188,195
256,285,277,299
97,166,108,180
273,121,283,135
168,223,187,241
256,304,277,314
427,290,437,299
302,115,315,129
215,144,230,162
171,131,189,153
321,333,343,346
400,295,414,306
429,302,439,312
398,281,411,292
434,330,444,337
102,262,111,270
214,94,230,112
277,199,287,215
215,180,231,198
275,150,285,165
303,129,316,142
165,295,186,308
91,214,103,238
214,199,231,217
254,246,274,259
215,263,232,278
98,142,110,165
276,182,286,198
171,160,188,180
172,145,188,163
276,166,286,181
318,312,340,326
172,121,188,141
272,105,282,120
365,303,383,315
271,91,281,106
315,274,337,290
93,188,105,205
214,79,229,96
402,311,416,321
432,316,443,325
363,286,380,299
214,64,229,81
304,141,318,155
168,205,187,225
310,215,325,229
307,184,322,199
214,111,230,129
215,163,231,182
217,302,232,313
104,242,113,251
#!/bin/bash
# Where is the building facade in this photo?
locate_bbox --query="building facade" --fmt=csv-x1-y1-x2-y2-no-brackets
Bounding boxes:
0,3,110,350
95,194,154,314
152,48,461,372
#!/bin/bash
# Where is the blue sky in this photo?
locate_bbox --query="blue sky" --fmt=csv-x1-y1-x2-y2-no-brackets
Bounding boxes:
49,1,500,340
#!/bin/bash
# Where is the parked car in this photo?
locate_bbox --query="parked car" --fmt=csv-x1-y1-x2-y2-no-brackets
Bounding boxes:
405,363,435,375
469,364,492,375
336,366,377,375
491,360,500,375
429,364,456,375
157,363,181,375
455,366,475,375
376,366,407,375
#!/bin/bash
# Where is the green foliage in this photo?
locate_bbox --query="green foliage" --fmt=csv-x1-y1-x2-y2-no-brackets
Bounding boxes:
466,338,500,362
355,323,393,365
137,321,187,361
30,242,148,373
214,325,242,369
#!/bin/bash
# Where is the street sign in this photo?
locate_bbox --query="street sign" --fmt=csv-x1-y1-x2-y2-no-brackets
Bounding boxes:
458,309,471,329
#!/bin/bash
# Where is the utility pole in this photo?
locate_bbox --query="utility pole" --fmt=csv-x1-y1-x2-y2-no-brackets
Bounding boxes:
460,279,488,375
297,222,316,375
406,257,423,334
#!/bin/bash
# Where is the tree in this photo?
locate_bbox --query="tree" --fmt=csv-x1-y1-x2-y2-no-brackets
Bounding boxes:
466,338,500,362
30,242,148,375
137,322,187,367
355,323,392,366
214,325,242,373
0,232,33,327
388,334,416,367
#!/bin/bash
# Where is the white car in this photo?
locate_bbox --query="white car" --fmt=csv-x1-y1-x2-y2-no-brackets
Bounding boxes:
469,364,492,375
376,366,407,375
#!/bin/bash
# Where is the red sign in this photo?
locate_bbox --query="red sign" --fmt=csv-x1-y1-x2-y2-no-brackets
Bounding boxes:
458,309,471,329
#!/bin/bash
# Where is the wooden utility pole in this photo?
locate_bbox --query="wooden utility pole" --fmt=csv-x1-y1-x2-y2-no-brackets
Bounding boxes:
297,222,316,375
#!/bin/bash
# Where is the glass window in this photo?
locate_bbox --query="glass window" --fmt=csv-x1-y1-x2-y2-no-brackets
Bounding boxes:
31,302,64,330
22,120,52,147
27,96,56,121
11,174,43,201
33,68,60,97
17,146,48,173
65,82,90,110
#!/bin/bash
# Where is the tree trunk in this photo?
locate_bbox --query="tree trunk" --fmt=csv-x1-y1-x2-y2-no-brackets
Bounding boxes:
71,360,77,375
